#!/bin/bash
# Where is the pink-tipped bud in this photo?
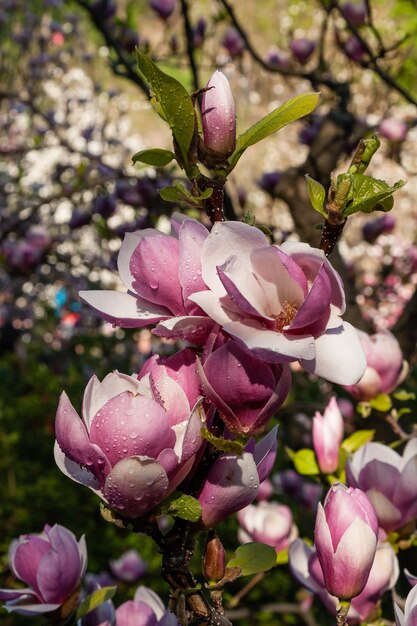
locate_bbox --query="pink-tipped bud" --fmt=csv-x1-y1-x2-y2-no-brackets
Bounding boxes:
312,397,344,474
202,70,236,156
203,531,226,582
314,483,378,600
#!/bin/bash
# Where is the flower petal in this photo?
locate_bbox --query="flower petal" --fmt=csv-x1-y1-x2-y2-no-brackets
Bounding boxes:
153,315,214,344
178,219,209,314
79,290,171,328
118,230,161,290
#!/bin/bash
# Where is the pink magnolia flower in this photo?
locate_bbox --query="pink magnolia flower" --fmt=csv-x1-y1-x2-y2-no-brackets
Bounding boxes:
198,427,278,528
290,38,316,64
199,329,291,436
202,70,236,155
189,222,366,385
343,329,407,400
312,396,344,474
54,349,204,519
379,118,408,142
394,582,417,626
79,215,214,344
221,27,245,58
114,586,178,626
314,483,378,600
238,501,298,553
346,440,417,533
109,549,147,583
289,537,399,624
0,525,87,617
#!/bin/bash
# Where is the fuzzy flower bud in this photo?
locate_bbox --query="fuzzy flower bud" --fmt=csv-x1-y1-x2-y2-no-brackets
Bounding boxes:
202,70,236,156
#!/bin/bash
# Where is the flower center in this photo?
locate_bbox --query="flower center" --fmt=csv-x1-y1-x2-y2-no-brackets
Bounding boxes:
274,300,298,332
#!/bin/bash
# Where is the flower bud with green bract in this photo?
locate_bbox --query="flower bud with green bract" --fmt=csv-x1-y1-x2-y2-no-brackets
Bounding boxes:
0,524,87,617
314,483,378,600
202,70,236,156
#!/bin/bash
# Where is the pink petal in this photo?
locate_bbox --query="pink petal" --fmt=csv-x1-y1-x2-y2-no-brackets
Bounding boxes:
118,230,161,290
37,526,82,603
153,315,214,344
130,235,184,315
290,265,332,331
178,219,209,314
150,367,190,425
79,290,171,328
54,443,103,492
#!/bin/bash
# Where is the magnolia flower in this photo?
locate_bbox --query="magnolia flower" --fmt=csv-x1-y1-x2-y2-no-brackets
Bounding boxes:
346,440,417,532
202,70,236,155
0,525,87,617
379,118,408,142
54,350,204,519
221,27,245,58
149,0,176,20
189,221,366,385
199,330,291,436
290,538,399,624
394,583,417,626
109,550,147,582
79,215,214,344
198,427,278,527
314,483,378,600
290,38,316,64
312,396,344,474
238,501,298,553
114,586,178,626
343,330,407,400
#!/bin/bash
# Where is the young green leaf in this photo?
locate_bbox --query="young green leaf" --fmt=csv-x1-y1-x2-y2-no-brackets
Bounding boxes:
159,182,213,206
305,175,327,217
76,586,117,620
343,175,406,217
136,50,196,171
341,429,375,454
228,92,320,170
161,492,202,522
226,543,277,576
393,390,415,401
132,148,175,167
286,447,320,475
201,427,244,455
370,394,392,413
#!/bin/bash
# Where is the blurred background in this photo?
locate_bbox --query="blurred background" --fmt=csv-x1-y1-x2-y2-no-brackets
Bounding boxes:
2,0,417,623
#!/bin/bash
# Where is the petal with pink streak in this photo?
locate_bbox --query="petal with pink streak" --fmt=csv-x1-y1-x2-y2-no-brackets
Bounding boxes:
300,321,366,385
1,601,61,616
130,236,184,315
365,489,402,531
188,291,239,326
0,589,39,602
290,266,331,330
153,315,214,344
201,221,268,296
13,538,50,594
357,459,399,501
273,247,308,296
198,452,259,527
217,255,273,323
250,247,305,316
118,230,161,290
395,455,417,508
133,586,165,619
55,392,110,483
288,539,323,593
161,348,201,410
89,392,175,466
103,457,169,518
253,425,278,482
54,443,103,493
176,400,204,463
254,365,291,434
82,373,140,431
79,290,171,328
150,367,190,425
223,320,316,362
281,241,345,314
179,220,209,314
115,600,157,626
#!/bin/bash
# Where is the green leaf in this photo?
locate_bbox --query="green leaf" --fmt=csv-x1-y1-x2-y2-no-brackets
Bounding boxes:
276,547,289,565
370,394,392,413
228,92,320,170
393,390,415,401
286,447,320,475
226,543,277,576
305,175,327,217
136,50,196,171
132,148,175,167
76,586,117,620
201,427,244,455
356,402,371,418
162,492,202,522
159,182,212,206
342,175,406,217
342,429,375,454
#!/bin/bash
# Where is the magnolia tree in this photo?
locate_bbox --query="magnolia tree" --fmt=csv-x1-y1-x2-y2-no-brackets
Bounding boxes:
2,2,417,626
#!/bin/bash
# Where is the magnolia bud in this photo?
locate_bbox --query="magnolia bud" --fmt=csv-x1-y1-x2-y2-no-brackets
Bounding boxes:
203,531,226,582
201,70,236,155
290,38,315,64
341,2,367,25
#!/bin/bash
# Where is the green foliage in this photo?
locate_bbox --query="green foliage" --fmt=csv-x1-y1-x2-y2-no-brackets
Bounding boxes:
132,148,175,166
226,543,277,576
76,586,117,620
159,492,202,522
159,182,213,206
370,393,393,412
341,430,375,453
228,92,320,170
136,50,197,173
286,447,320,475
305,175,327,217
341,175,406,216
201,427,244,455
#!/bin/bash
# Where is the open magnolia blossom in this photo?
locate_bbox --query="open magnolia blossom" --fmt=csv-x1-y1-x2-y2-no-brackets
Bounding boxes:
54,349,204,519
346,439,417,532
394,583,417,626
80,217,365,386
238,501,298,553
289,537,399,624
0,525,87,617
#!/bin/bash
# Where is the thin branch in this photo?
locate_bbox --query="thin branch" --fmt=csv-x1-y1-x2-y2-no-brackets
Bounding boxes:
179,0,200,92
